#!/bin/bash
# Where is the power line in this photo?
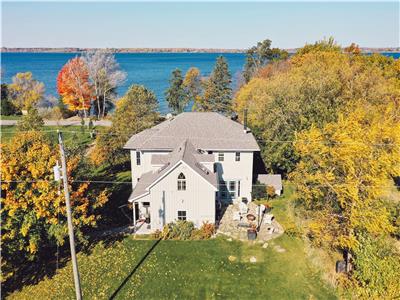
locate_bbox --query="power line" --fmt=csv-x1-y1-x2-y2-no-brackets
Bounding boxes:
2,179,399,189
2,129,399,147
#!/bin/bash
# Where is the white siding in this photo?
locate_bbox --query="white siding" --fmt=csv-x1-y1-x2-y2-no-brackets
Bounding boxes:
214,151,254,201
130,149,255,232
142,162,216,230
130,150,169,188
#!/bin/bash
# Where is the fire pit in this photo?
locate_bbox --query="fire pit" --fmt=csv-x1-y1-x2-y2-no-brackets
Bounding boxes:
246,214,256,221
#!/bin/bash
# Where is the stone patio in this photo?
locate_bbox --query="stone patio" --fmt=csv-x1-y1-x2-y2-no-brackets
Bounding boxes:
216,201,284,242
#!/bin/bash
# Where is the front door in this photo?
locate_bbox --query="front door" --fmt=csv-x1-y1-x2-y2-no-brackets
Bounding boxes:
142,202,151,223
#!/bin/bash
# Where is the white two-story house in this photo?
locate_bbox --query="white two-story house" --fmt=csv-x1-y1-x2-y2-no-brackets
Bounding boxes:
124,112,260,231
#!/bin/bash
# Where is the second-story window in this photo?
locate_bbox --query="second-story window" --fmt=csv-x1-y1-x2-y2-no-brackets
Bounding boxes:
136,151,141,165
177,173,186,191
218,152,224,162
235,152,240,161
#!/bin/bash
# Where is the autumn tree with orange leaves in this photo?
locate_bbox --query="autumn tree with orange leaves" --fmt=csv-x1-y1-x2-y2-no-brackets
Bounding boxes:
57,57,93,118
0,131,108,283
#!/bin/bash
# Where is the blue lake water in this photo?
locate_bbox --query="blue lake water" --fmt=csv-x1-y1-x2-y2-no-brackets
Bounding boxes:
1,52,399,113
1,52,246,113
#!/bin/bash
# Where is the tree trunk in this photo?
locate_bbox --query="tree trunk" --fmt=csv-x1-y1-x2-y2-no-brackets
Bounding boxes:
102,91,106,118
97,96,101,120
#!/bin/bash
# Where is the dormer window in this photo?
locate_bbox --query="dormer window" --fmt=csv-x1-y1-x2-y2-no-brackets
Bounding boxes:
177,173,186,191
218,152,224,162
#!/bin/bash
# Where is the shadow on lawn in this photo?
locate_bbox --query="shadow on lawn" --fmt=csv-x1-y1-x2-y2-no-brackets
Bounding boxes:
108,238,162,300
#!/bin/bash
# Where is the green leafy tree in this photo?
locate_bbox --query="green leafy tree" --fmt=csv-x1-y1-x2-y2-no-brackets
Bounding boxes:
91,85,159,165
349,232,400,298
196,56,232,114
165,69,187,114
1,84,18,115
243,39,288,83
16,107,44,131
295,37,341,57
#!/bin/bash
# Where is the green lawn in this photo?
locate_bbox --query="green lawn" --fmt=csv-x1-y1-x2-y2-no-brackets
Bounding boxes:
8,183,337,300
8,236,337,300
0,115,23,120
1,125,93,146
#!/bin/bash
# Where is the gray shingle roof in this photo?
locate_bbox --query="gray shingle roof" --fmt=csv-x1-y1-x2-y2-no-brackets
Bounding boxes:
124,112,260,151
257,174,283,191
129,140,218,201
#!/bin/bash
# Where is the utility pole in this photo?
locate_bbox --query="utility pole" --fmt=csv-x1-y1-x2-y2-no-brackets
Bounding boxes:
57,131,82,300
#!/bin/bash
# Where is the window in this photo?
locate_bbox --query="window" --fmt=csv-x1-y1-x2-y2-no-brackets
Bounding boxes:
219,180,228,199
235,152,240,161
177,173,186,191
238,181,241,197
218,152,224,162
177,210,187,221
228,181,236,198
229,181,236,191
136,151,141,165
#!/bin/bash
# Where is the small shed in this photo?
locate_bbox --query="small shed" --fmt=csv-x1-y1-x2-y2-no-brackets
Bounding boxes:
257,174,283,196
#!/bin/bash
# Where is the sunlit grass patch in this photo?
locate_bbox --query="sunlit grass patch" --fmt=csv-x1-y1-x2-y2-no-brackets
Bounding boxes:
9,234,337,300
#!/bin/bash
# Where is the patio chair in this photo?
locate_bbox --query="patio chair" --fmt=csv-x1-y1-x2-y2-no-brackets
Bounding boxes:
264,214,274,225
239,201,248,215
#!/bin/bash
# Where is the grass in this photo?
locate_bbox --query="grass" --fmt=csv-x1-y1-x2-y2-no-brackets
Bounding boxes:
8,183,338,300
8,236,337,300
1,115,23,120
1,125,94,145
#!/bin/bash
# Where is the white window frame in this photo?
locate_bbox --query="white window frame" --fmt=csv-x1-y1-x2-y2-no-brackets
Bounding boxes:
218,152,224,162
136,151,141,165
229,181,236,192
177,173,186,191
177,210,187,221
228,181,236,198
235,152,240,161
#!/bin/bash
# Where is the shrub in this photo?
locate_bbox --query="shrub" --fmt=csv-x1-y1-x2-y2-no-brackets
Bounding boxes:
349,232,400,298
252,181,267,199
285,225,302,237
191,222,215,240
152,229,162,239
266,185,276,198
161,220,195,240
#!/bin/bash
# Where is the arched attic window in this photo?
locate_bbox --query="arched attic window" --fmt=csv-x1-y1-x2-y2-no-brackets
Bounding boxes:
177,173,186,191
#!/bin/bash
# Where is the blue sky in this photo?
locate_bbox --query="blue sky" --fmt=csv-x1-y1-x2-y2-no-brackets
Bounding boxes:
1,1,399,48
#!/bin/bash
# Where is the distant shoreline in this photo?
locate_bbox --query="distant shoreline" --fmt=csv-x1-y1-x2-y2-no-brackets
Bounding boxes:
2,47,400,54
1,47,246,54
